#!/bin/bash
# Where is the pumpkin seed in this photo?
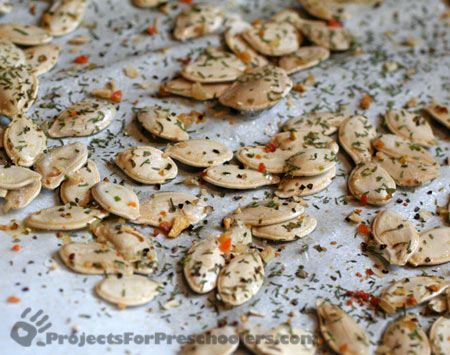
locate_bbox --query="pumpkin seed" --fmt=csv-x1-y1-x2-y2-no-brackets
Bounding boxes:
285,148,337,176
134,192,210,227
239,322,268,354
0,65,38,119
256,323,316,355
379,276,450,314
284,112,347,135
93,222,158,275
41,0,88,36
4,180,41,212
348,162,396,205
428,293,448,313
219,65,292,112
316,299,370,355
182,47,246,83
166,139,232,168
0,165,41,190
275,166,336,198
408,227,450,266
116,146,177,184
0,41,26,68
373,152,440,187
225,21,268,68
173,4,225,41
202,164,280,189
243,22,300,56
385,110,436,147
270,9,303,26
0,0,11,14
137,106,189,142
34,142,88,190
371,133,438,166
298,22,353,51
217,252,264,306
26,204,108,230
4,114,46,167
377,314,430,355
133,0,166,7
227,220,253,246
424,103,450,129
162,78,231,101
60,160,101,207
371,210,419,266
0,23,52,45
229,200,304,226
182,326,239,355
45,101,116,138
59,242,133,274
252,215,317,241
24,44,60,76
300,0,350,21
274,130,339,153
236,145,293,174
92,181,140,220
96,274,162,307
338,115,376,164
183,234,225,294
279,46,330,74
429,317,450,355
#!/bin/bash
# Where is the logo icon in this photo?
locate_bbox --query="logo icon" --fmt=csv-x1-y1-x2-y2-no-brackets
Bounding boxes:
10,308,52,347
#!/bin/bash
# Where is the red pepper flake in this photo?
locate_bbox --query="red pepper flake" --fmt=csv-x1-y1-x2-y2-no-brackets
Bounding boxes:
437,106,448,113
264,141,278,153
7,296,20,303
356,272,362,278
357,223,371,236
159,222,171,235
407,295,418,306
328,19,343,28
111,90,122,103
180,0,193,3
375,140,384,149
370,296,380,307
360,194,368,206
347,299,353,306
153,230,159,237
199,171,207,177
147,26,156,35
366,268,374,276
258,162,266,173
11,245,20,252
127,202,137,208
74,55,88,64
360,94,371,109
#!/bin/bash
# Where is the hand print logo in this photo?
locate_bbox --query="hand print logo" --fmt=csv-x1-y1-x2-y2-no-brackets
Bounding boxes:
10,308,52,347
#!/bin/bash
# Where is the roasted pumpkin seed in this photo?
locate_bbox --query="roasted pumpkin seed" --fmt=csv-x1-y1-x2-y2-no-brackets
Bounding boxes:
279,46,330,74
409,227,450,266
41,0,88,36
252,215,317,241
338,115,376,164
24,44,60,76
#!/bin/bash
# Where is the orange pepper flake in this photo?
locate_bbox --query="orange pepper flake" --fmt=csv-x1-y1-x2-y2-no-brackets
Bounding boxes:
428,284,441,292
159,222,171,235
218,237,232,253
366,268,374,276
357,223,371,236
356,272,362,278
111,90,122,103
237,51,252,62
70,111,77,117
147,26,156,35
360,94,371,109
11,245,20,252
264,141,278,153
407,295,418,306
437,106,448,113
127,202,137,208
158,170,165,176
258,162,266,173
375,140,384,149
252,19,262,26
160,211,167,217
292,83,306,93
74,55,88,64
347,299,353,306
360,193,368,206
328,19,343,28
229,121,235,125
180,0,193,3
340,345,348,353
255,154,262,159
7,296,20,303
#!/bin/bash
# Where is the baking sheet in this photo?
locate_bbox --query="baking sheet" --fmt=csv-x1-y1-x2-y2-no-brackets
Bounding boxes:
0,0,449,354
